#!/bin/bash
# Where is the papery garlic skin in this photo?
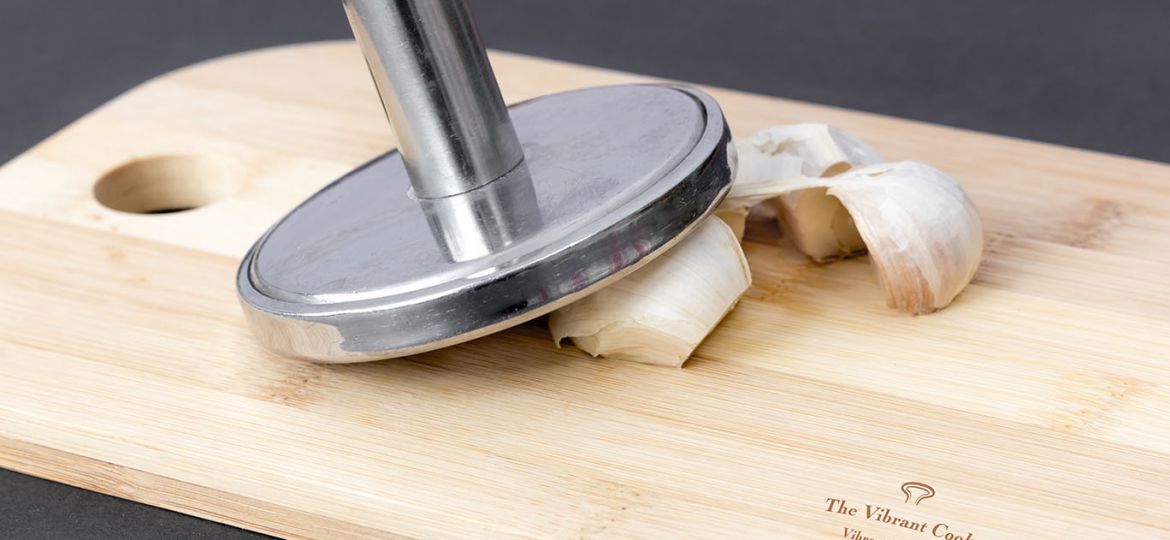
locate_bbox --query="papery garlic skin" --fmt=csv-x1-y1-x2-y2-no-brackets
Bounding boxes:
737,124,884,261
549,217,751,367
745,124,883,178
825,162,983,314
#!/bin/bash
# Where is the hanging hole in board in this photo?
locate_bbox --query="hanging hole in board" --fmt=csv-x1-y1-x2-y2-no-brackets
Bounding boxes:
93,155,244,214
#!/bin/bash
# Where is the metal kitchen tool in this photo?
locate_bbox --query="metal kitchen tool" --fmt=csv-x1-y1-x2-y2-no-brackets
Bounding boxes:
237,0,734,361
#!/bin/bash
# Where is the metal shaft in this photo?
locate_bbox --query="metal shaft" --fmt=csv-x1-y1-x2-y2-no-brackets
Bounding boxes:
343,0,524,198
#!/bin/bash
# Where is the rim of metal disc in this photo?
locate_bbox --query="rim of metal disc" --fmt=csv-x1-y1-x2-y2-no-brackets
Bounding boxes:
237,83,733,362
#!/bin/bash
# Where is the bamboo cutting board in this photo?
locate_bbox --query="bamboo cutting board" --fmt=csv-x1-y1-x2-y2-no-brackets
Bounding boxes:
2,41,1170,539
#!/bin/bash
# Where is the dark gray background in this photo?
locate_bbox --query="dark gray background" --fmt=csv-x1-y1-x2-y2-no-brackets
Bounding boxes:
1,0,1167,538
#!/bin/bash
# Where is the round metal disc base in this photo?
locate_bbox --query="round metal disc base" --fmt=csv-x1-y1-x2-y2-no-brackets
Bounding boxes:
237,84,733,362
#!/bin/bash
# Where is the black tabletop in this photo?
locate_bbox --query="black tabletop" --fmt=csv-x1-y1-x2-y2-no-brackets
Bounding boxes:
2,1,1168,538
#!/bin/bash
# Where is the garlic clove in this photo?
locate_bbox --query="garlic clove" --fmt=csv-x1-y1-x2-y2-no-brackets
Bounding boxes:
772,186,866,261
714,204,750,240
825,161,983,314
549,217,751,367
725,161,983,314
736,123,884,261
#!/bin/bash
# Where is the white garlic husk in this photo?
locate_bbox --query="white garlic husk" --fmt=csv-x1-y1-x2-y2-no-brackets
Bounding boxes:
713,204,750,241
549,217,751,367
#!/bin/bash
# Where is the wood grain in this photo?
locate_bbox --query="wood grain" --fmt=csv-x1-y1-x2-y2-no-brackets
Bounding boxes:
2,41,1169,539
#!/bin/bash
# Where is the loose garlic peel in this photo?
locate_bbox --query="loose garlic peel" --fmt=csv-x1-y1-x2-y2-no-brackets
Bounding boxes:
727,161,983,314
548,217,751,367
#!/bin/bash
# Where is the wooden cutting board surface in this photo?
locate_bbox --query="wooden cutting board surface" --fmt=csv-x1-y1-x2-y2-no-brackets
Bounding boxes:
3,41,1170,539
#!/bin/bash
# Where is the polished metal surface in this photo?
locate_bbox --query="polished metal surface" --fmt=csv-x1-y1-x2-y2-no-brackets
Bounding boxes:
238,85,734,362
343,0,523,198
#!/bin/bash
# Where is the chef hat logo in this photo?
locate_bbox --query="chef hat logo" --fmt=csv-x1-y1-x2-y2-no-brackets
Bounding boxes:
900,482,936,506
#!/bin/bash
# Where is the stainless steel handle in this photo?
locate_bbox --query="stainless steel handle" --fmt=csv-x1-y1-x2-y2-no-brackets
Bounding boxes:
343,0,524,198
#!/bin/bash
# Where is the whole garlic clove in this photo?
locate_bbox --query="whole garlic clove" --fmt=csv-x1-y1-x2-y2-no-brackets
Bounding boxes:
736,123,884,261
726,161,983,314
714,204,750,240
549,217,751,367
824,162,983,314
